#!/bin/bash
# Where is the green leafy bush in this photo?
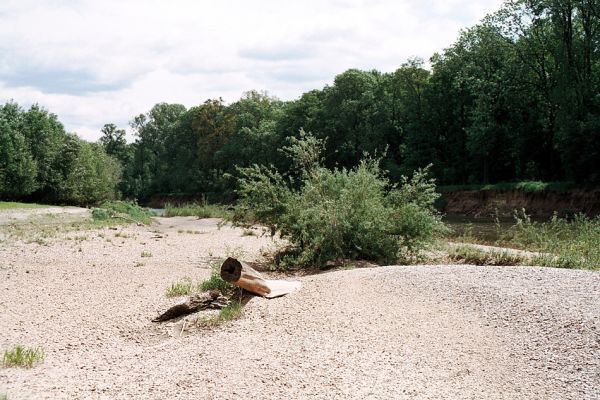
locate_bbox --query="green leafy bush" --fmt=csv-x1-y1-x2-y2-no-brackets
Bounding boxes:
234,131,446,266
91,201,155,225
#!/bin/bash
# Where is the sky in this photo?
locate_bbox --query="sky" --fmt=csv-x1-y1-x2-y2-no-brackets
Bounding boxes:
0,0,503,141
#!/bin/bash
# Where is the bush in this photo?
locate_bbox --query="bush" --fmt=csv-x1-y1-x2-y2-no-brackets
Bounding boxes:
91,201,155,225
234,131,446,266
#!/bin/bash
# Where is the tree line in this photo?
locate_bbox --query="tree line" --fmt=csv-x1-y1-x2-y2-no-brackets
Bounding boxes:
2,0,599,205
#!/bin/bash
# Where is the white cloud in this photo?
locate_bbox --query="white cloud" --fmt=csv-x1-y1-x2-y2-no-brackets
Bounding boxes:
0,0,503,141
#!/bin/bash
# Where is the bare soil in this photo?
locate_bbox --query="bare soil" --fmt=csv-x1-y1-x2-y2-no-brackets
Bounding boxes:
0,208,598,399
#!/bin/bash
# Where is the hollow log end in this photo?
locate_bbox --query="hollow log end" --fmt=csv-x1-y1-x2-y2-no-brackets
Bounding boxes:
220,257,243,282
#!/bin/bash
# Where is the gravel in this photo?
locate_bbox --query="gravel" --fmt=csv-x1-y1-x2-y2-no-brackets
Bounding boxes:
0,213,598,399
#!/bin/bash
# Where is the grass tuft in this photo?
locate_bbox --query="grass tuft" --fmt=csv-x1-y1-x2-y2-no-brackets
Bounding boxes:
200,273,235,293
165,277,194,297
197,300,243,328
2,346,44,368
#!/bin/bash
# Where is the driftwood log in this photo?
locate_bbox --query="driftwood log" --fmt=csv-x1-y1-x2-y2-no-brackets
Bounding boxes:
220,257,301,298
153,290,223,322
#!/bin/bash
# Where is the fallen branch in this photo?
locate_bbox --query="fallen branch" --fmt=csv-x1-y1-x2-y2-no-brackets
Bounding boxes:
153,290,223,322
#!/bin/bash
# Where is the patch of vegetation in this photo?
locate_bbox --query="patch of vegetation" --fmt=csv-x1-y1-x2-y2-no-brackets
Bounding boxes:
234,132,447,267
0,201,49,210
165,277,195,297
140,250,152,258
114,231,131,238
447,245,531,266
200,272,235,293
164,202,231,219
2,346,44,368
502,212,600,269
197,300,243,328
91,201,155,225
200,258,237,293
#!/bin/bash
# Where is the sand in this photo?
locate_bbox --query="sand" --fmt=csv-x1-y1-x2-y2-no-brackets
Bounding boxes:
0,209,598,399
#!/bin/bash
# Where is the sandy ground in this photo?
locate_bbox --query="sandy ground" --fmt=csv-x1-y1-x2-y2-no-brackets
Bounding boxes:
0,208,599,399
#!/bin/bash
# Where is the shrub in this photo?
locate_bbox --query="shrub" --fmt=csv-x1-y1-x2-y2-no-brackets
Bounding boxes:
91,201,155,225
234,131,446,266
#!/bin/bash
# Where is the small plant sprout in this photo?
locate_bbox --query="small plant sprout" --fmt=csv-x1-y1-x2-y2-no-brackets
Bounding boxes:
2,346,44,368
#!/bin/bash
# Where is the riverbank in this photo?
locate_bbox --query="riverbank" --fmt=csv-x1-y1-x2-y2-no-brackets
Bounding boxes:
439,187,600,217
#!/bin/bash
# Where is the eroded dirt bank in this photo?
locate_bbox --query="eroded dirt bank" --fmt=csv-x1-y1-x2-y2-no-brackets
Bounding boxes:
0,211,599,399
440,188,600,217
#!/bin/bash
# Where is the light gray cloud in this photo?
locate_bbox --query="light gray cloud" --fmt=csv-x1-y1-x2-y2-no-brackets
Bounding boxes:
0,0,503,141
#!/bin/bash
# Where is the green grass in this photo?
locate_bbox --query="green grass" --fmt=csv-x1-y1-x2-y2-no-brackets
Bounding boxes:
165,277,195,297
447,245,531,266
0,201,50,210
166,258,237,298
501,212,600,269
200,257,237,293
164,202,231,219
200,272,236,293
197,300,243,328
445,211,600,269
438,181,579,193
141,250,153,258
2,346,44,368
0,393,7,400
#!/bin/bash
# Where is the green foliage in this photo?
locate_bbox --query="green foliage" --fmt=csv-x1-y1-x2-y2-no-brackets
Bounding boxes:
200,273,236,294
59,141,121,205
166,263,236,299
0,102,122,205
197,300,244,328
218,300,243,321
164,202,231,219
200,259,237,294
505,212,600,269
91,201,155,225
236,133,446,266
2,346,44,368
